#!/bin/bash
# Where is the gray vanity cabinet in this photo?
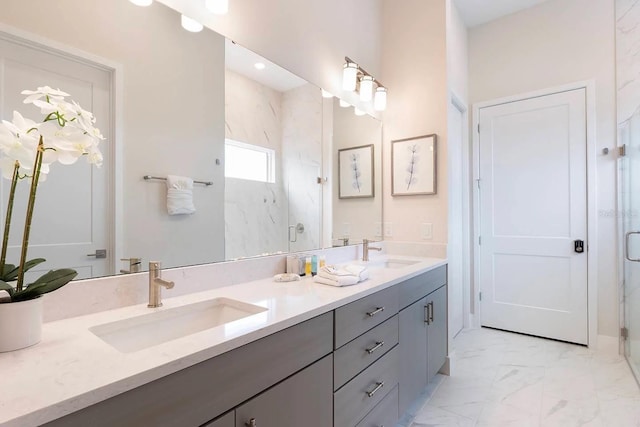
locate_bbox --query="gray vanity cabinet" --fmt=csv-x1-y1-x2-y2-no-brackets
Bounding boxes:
398,296,429,413
203,412,234,427
398,266,448,415
235,354,333,427
426,285,447,381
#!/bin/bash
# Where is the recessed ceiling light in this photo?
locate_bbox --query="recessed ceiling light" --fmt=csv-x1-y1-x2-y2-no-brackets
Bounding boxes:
254,62,266,70
181,15,203,33
129,0,153,6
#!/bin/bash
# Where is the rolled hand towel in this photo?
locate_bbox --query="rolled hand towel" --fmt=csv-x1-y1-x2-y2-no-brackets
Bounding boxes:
314,274,360,287
166,175,196,215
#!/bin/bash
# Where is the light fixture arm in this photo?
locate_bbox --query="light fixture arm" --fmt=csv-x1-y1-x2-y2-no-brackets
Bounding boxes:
344,56,386,90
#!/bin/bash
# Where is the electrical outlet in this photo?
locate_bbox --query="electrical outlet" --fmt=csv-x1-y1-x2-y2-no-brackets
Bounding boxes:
343,223,351,237
384,222,393,237
374,222,382,237
421,223,433,240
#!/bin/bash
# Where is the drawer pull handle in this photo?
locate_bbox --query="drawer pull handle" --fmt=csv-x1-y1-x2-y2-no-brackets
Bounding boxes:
366,381,385,398
245,418,257,427
366,341,385,354
367,306,385,317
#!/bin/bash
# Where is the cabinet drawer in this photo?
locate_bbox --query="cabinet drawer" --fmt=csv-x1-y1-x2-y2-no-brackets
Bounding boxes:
334,346,399,427
355,385,399,427
399,266,447,309
334,315,399,390
335,286,399,349
203,412,234,427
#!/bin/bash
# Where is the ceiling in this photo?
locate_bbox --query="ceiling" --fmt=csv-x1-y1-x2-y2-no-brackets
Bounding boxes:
224,39,308,93
454,0,553,27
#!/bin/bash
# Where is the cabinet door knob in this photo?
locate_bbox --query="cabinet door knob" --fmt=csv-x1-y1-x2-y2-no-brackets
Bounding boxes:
245,418,257,427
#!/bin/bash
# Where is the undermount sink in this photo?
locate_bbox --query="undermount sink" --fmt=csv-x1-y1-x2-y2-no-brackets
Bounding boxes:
369,259,421,269
90,298,267,353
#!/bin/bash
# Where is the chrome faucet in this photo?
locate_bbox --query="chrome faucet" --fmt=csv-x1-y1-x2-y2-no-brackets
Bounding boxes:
362,239,382,262
120,257,142,274
148,261,175,308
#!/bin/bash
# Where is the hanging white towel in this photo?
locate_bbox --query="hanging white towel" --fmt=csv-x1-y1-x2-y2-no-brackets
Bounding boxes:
166,175,196,215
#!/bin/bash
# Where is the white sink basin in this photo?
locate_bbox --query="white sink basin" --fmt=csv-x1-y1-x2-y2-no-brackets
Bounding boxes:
90,298,267,353
369,259,420,269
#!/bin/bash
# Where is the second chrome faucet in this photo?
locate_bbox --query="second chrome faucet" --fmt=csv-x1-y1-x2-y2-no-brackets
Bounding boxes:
148,261,175,308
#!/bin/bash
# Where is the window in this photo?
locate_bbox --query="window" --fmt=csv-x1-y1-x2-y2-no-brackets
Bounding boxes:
224,139,275,183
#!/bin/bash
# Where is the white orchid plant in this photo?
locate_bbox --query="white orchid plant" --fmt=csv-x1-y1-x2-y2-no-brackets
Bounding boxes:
0,87,104,303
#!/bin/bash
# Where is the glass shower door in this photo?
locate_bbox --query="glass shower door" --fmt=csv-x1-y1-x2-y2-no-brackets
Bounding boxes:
621,108,640,381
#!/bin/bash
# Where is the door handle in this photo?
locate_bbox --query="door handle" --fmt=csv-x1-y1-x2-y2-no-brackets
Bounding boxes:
626,231,640,262
574,240,584,254
288,225,297,243
87,249,107,259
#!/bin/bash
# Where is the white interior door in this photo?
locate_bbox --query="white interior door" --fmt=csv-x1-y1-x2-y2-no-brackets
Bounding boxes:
478,88,588,345
0,36,112,280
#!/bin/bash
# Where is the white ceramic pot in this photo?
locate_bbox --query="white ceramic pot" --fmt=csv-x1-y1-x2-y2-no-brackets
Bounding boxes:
0,296,42,352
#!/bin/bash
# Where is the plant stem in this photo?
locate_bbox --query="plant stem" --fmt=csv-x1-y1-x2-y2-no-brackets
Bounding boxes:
16,137,43,291
0,162,20,277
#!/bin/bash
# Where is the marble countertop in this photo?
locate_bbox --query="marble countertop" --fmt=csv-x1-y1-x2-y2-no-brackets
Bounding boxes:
0,255,446,427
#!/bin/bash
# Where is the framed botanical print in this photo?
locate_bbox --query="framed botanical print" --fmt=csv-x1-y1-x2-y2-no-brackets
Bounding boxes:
391,134,437,196
338,144,374,199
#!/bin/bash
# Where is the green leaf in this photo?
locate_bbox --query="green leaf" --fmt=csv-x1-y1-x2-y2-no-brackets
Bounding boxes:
2,258,46,282
12,269,77,302
0,280,14,297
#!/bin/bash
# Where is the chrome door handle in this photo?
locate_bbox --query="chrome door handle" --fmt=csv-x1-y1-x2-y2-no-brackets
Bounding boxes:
87,249,107,259
365,341,385,354
626,231,640,262
366,381,384,397
366,306,385,317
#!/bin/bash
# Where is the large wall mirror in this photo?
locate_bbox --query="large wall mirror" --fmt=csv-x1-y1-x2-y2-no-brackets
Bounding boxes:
0,0,381,281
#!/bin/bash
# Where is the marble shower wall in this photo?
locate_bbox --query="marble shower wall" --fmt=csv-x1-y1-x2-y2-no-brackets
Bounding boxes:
224,70,288,259
617,0,640,125
282,84,324,253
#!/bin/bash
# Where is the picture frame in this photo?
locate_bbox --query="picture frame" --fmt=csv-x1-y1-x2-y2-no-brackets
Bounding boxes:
338,144,375,199
391,134,437,196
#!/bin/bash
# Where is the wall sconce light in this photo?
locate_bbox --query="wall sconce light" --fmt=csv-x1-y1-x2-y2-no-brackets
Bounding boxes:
321,89,334,99
339,99,351,108
129,0,153,6
181,15,204,32
342,56,387,111
206,0,229,15
374,87,387,111
354,107,366,116
342,62,359,92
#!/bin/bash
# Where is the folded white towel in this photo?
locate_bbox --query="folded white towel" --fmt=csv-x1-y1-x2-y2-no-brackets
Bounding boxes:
314,274,360,287
166,175,196,215
344,264,370,282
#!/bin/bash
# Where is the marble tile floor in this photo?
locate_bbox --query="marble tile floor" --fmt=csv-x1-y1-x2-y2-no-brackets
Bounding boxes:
401,327,640,427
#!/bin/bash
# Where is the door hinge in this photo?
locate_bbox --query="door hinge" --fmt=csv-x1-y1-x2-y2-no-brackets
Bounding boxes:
476,178,481,190
479,292,482,301
477,123,480,133
478,236,482,245
621,327,629,340
619,144,627,157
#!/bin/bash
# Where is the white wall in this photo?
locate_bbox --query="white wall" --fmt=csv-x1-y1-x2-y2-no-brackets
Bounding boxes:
0,0,227,270
468,0,618,337
381,0,449,253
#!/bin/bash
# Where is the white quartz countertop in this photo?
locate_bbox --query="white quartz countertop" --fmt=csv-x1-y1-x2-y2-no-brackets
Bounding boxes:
0,255,446,427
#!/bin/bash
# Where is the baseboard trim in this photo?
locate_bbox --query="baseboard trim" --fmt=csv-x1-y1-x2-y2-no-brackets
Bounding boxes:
596,334,619,355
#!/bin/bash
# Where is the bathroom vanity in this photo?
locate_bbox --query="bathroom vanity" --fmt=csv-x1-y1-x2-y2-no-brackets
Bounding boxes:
0,257,447,427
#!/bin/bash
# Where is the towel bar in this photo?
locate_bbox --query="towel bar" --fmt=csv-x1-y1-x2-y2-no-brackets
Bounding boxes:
143,175,213,186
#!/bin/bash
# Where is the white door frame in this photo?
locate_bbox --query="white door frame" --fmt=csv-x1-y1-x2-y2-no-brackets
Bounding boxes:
448,91,472,335
471,81,599,348
0,23,124,275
